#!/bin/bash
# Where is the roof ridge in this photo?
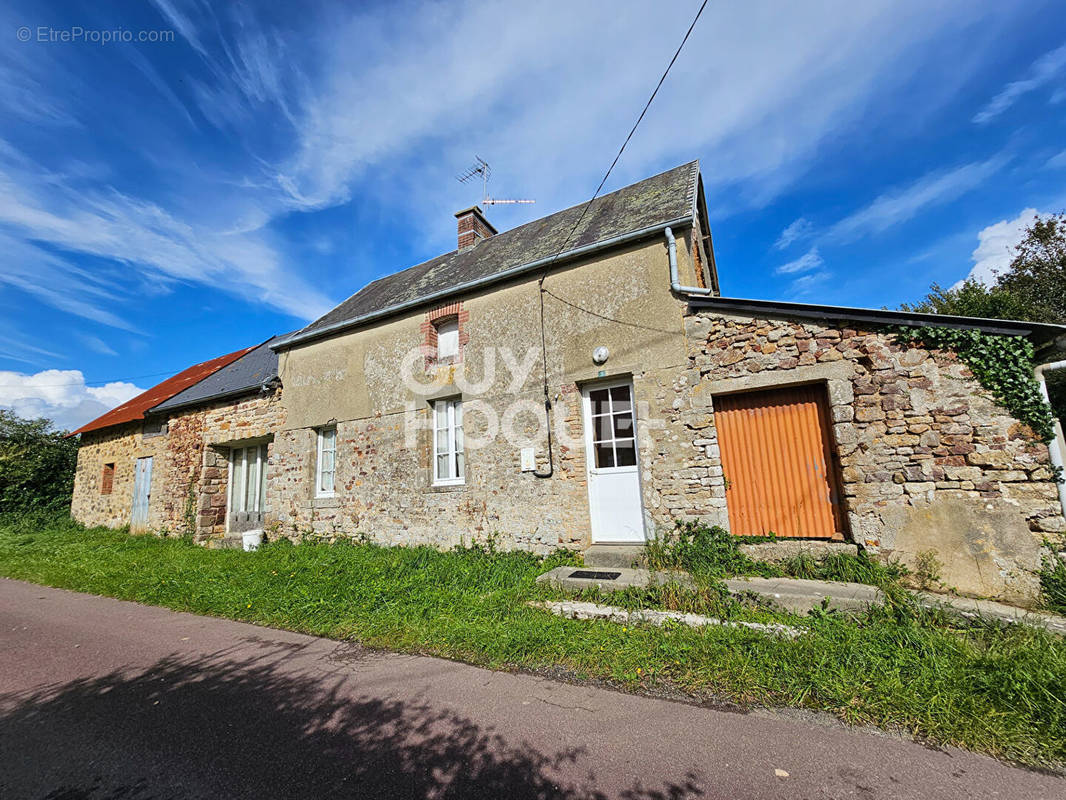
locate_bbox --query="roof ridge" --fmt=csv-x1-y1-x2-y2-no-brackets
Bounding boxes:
290,160,700,345
326,160,699,308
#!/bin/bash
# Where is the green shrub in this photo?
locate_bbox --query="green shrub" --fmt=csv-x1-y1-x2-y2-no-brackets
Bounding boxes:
0,411,78,513
644,520,779,580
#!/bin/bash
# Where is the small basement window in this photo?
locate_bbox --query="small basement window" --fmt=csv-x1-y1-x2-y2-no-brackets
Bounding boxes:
101,463,115,495
436,318,459,360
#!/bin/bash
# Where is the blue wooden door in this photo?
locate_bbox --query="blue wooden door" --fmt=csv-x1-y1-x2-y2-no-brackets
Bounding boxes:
131,456,152,531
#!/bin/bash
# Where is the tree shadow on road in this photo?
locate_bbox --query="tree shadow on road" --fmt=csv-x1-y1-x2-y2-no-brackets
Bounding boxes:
0,638,702,800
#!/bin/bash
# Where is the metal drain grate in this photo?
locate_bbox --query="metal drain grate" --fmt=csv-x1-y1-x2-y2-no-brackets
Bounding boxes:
568,570,622,580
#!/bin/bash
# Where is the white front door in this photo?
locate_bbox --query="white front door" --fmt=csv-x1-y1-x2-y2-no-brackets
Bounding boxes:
582,381,646,543
131,456,152,531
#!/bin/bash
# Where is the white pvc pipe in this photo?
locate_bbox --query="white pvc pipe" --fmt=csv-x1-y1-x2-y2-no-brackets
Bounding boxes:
665,227,712,296
1035,358,1066,521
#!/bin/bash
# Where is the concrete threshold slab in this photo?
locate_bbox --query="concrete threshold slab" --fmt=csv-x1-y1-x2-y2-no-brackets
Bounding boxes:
537,567,1066,634
530,600,803,638
536,565,695,593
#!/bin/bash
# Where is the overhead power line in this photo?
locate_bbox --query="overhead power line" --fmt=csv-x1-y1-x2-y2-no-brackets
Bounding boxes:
530,0,710,478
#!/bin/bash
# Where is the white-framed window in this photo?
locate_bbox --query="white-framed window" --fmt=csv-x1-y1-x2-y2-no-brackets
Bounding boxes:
432,398,464,485
316,427,336,496
436,318,459,360
229,444,268,514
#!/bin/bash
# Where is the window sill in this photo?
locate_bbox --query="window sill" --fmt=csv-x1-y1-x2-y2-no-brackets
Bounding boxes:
429,481,466,492
312,495,339,509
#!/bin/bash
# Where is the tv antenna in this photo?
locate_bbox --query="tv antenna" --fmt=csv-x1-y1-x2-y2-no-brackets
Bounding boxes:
457,157,535,206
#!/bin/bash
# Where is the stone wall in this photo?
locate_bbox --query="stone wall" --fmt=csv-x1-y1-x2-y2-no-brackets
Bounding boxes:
677,311,1065,604
268,379,603,554
71,390,285,538
158,390,285,539
72,422,168,529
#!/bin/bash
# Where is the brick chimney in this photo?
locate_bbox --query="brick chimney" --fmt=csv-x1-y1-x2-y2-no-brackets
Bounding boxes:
455,205,497,250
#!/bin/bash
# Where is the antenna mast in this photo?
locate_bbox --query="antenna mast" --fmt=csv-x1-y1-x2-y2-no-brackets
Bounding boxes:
457,156,535,206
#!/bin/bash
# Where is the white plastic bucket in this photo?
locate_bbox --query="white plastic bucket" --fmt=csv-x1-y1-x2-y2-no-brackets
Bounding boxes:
242,529,263,552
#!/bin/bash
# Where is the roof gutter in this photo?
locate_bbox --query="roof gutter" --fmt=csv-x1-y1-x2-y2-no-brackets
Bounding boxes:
686,295,1066,339
1034,359,1066,523
146,377,279,416
274,214,695,351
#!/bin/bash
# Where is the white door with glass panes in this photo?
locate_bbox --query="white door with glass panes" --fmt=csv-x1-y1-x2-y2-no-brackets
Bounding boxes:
228,443,268,533
582,381,646,542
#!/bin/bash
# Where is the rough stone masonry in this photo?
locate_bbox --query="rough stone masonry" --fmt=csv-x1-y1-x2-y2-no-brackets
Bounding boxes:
675,311,1064,605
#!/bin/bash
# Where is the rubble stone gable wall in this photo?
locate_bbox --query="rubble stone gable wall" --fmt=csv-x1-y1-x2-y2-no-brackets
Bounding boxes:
71,422,166,529
677,311,1065,603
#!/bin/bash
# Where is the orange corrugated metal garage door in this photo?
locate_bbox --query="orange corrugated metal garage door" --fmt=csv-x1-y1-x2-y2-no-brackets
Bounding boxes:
715,384,846,540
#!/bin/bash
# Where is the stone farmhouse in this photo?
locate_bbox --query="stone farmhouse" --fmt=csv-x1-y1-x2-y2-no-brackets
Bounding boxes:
71,161,1066,605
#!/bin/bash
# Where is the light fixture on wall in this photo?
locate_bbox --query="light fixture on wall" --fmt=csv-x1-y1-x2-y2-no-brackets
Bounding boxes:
592,346,609,365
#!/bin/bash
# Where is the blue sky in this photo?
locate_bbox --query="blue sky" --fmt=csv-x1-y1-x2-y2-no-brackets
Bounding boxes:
1,0,1064,429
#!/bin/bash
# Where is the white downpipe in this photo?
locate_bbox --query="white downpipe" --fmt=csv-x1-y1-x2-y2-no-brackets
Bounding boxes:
1035,358,1066,521
665,226,712,296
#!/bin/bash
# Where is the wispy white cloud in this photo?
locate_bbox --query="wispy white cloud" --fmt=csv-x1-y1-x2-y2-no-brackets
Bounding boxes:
257,0,1006,225
827,155,1009,242
961,207,1041,287
785,270,830,299
775,246,823,275
1047,149,1066,169
78,334,119,357
0,369,143,431
774,217,813,250
0,0,1030,363
0,143,333,322
973,41,1066,124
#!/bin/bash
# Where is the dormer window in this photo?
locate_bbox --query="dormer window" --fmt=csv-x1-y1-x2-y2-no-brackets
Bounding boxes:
436,318,459,361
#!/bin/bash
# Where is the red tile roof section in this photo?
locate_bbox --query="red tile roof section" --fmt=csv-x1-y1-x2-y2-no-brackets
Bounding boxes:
70,345,258,436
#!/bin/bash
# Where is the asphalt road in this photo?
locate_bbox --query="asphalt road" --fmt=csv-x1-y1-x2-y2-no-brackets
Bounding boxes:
1,579,1062,800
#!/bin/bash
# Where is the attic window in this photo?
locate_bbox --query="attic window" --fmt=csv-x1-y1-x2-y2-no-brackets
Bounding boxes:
436,318,459,360
142,417,167,438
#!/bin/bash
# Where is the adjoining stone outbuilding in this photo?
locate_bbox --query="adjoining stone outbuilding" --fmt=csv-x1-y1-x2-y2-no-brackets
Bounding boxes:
71,338,285,539
70,161,1066,605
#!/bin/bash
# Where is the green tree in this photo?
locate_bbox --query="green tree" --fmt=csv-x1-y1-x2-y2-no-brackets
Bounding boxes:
999,214,1066,323
899,278,1030,320
0,410,79,513
901,213,1066,423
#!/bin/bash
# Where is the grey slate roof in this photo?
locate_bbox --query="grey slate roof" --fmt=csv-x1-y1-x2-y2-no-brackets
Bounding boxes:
282,161,700,346
150,336,284,414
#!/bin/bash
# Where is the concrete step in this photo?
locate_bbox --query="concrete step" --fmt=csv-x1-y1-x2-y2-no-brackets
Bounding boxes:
207,534,245,550
583,545,645,569
723,576,883,615
537,566,694,592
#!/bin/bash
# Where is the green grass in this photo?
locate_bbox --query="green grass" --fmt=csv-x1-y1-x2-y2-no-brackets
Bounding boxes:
2,512,1065,769
1042,554,1066,615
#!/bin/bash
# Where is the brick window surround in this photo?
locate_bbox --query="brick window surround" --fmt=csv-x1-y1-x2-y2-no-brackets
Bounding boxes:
101,463,115,495
420,302,470,369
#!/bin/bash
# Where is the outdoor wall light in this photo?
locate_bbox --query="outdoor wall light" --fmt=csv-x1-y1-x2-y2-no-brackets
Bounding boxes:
592,346,609,365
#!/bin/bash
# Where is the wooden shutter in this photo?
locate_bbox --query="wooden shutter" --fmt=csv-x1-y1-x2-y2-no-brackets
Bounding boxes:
714,384,846,540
